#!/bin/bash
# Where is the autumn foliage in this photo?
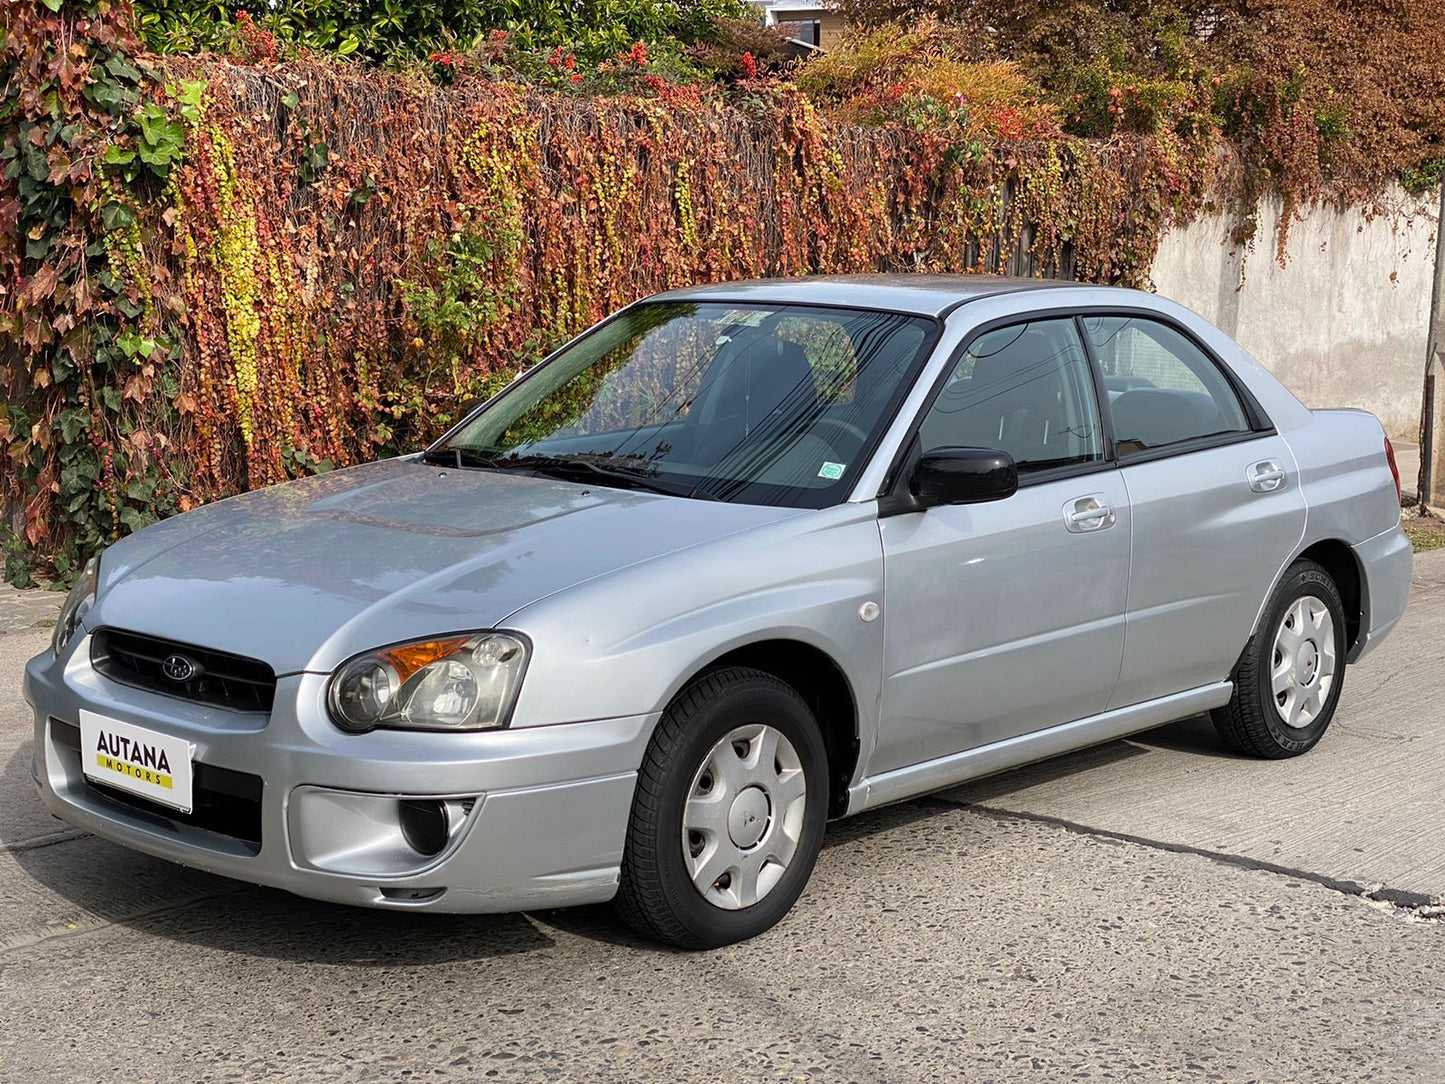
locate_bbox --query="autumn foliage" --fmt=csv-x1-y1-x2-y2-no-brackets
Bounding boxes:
826,1,1445,201
4,0,1432,583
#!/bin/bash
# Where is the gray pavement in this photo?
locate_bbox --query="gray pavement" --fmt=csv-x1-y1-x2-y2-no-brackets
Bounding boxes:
0,555,1442,1081
0,581,59,635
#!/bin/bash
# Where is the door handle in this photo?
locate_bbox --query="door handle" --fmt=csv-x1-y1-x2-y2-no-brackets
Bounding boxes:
1248,460,1287,493
1063,495,1116,533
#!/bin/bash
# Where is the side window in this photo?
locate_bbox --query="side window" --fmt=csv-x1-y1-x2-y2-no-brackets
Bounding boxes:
1082,316,1250,456
919,318,1103,474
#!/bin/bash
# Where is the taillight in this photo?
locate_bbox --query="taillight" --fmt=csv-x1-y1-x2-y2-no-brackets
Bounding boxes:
1384,436,1402,503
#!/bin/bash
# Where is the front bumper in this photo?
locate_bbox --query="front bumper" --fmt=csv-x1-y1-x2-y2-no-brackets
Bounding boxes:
25,633,655,912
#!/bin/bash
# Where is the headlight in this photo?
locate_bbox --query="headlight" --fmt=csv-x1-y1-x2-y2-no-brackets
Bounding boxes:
52,556,99,656
328,632,529,733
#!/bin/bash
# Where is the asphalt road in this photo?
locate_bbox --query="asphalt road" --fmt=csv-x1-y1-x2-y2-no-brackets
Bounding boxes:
1,556,1443,1083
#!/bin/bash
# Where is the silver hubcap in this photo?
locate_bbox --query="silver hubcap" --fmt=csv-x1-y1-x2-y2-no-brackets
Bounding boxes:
1271,595,1337,729
682,724,807,910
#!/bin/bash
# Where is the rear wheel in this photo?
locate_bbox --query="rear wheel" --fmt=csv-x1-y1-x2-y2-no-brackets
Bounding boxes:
615,667,828,948
1212,558,1347,758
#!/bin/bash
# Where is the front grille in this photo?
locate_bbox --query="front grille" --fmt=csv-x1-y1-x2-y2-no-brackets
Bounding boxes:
53,719,264,851
91,628,276,713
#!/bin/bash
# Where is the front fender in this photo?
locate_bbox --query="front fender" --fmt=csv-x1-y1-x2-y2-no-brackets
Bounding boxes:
502,503,886,759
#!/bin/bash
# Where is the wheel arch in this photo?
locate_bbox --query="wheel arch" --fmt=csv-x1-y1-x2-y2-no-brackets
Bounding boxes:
676,638,861,818
1252,538,1365,656
1294,539,1364,651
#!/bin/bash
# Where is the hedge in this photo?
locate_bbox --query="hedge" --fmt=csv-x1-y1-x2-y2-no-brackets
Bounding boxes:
2,2,1210,582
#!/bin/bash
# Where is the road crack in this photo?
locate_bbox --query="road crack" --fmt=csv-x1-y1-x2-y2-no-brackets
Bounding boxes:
0,829,90,855
925,795,1445,922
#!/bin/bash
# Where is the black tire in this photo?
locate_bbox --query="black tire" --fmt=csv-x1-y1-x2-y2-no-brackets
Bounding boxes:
1212,558,1348,759
615,666,829,949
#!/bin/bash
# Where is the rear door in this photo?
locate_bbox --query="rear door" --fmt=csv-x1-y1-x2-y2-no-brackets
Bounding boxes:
874,317,1130,775
1081,314,1307,709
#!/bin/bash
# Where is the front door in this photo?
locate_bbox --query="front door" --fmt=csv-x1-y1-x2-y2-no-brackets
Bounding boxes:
874,317,1131,775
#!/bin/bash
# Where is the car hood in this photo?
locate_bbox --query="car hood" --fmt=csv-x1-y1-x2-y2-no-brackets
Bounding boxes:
88,458,804,673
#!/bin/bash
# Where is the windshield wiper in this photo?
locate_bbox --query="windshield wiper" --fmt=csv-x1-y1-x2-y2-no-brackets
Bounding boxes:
502,455,719,501
420,447,501,470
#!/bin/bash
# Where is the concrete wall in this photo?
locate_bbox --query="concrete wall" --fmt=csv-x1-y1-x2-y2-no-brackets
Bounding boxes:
1150,184,1441,438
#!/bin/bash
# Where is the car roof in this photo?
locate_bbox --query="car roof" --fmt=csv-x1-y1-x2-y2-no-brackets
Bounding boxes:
648,274,1095,318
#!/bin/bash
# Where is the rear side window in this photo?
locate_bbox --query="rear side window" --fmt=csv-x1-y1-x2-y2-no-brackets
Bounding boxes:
1082,315,1250,456
919,318,1104,475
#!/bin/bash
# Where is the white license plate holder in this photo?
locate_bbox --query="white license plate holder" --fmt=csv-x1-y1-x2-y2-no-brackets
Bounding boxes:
79,710,195,814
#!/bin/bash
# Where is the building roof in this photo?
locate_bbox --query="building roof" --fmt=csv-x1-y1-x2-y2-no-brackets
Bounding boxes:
746,0,829,11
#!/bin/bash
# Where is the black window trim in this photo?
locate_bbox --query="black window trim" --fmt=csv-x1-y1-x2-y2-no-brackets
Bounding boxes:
1073,307,1277,462
877,309,1118,510
877,302,1280,511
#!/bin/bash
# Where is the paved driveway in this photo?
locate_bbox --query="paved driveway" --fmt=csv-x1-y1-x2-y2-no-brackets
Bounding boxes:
1,556,1442,1082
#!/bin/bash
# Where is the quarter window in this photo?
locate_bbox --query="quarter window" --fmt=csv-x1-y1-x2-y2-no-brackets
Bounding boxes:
1082,316,1250,455
919,319,1104,475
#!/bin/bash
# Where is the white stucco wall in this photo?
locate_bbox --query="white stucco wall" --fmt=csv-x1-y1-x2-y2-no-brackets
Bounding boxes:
1150,184,1440,438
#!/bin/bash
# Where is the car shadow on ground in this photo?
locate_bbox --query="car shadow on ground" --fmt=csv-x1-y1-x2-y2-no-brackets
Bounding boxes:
1130,712,1249,758
538,799,956,947
941,713,1245,805
3,741,554,965
4,715,1242,959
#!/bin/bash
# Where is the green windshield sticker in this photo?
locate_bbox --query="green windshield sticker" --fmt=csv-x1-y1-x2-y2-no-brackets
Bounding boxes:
818,462,845,481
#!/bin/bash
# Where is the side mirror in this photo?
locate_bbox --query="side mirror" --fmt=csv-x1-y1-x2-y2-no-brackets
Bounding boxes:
911,446,1018,506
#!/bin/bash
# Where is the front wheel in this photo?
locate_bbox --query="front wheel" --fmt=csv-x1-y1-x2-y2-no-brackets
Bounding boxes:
615,667,829,948
1212,558,1348,758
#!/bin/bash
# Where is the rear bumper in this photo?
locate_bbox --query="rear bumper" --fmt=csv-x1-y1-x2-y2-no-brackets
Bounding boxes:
25,634,655,913
1349,524,1413,663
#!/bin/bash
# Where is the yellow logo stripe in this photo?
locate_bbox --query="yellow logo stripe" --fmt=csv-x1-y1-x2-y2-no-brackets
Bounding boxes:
96,754,174,789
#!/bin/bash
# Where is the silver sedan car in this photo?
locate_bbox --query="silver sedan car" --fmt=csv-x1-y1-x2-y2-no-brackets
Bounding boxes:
27,276,1411,947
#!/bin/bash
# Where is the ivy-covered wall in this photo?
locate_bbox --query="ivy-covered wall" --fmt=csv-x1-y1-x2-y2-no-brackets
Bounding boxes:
2,3,1218,583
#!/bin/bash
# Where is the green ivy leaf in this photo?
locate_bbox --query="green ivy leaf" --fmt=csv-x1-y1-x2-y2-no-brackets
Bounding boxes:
56,410,90,444
126,476,157,502
100,201,136,231
119,508,156,534
169,80,207,124
104,56,143,84
116,331,157,359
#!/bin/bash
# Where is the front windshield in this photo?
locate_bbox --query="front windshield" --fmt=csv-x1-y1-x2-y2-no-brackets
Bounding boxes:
432,302,938,507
